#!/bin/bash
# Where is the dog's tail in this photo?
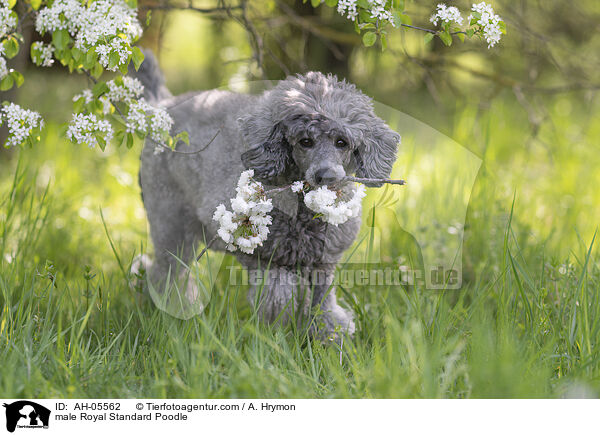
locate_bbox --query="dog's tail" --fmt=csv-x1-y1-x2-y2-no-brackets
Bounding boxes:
131,48,172,102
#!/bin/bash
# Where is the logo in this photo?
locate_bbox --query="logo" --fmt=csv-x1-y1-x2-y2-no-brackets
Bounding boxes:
2,401,50,433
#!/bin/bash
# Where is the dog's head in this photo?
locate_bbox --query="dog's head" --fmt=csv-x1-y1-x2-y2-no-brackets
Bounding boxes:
239,72,400,187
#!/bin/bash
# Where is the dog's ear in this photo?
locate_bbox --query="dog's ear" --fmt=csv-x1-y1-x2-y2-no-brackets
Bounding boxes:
240,122,291,180
239,113,291,181
354,118,400,187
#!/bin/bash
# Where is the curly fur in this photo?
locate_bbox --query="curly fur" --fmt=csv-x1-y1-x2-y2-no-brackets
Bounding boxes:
134,52,400,340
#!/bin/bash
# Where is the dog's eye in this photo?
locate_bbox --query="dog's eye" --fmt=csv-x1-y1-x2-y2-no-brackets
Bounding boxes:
335,138,348,148
299,138,314,148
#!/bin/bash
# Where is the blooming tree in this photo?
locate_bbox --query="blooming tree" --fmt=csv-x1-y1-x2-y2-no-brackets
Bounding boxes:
0,0,185,151
0,0,504,150
318,0,505,49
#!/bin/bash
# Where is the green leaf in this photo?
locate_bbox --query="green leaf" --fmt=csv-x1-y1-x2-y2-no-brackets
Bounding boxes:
115,129,126,147
457,32,465,42
174,131,190,146
96,134,106,151
126,132,134,149
359,9,374,23
357,0,370,8
119,61,128,75
131,46,145,71
324,0,337,6
0,75,14,91
91,62,103,78
3,38,19,59
380,33,387,51
108,51,120,70
399,13,411,25
423,33,434,44
73,97,85,113
55,48,71,66
145,11,152,26
11,70,24,87
499,21,507,34
71,47,82,63
92,81,109,98
310,0,320,7
439,31,452,46
52,29,71,50
8,0,16,8
466,28,474,38
29,0,42,10
362,31,377,47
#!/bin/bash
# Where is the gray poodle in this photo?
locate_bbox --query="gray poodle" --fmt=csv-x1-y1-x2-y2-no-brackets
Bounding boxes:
133,52,400,340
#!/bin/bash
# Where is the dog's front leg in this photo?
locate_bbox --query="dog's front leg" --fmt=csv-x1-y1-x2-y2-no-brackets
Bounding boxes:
309,267,355,342
247,267,311,326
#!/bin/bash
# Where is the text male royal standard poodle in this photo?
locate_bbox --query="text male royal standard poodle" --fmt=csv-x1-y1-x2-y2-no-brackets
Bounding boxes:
134,52,400,340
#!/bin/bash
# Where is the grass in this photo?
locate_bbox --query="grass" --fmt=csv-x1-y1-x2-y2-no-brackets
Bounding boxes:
1,75,599,398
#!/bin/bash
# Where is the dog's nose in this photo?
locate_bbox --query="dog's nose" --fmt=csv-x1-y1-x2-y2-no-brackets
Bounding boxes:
314,167,342,185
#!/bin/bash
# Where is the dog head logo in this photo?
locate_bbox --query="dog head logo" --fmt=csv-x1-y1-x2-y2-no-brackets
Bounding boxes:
2,401,50,432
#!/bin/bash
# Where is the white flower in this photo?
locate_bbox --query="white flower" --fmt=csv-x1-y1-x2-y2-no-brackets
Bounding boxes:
73,89,93,104
99,96,112,114
66,112,113,148
106,76,144,103
212,170,273,255
336,0,394,26
0,103,44,147
430,3,464,27
369,0,394,25
0,56,9,80
291,181,305,193
337,0,358,21
231,196,251,215
303,184,366,226
125,99,152,134
35,0,142,69
31,41,55,67
149,107,173,143
469,2,503,48
0,0,17,40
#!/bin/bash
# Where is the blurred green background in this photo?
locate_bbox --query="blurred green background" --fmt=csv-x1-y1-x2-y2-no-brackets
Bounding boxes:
0,0,599,398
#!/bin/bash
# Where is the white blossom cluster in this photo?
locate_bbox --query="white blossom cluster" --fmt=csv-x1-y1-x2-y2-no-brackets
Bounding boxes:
73,89,93,104
0,103,44,148
106,76,144,102
0,0,16,80
0,56,8,80
66,113,113,148
35,0,142,71
303,184,366,226
369,0,394,24
124,98,173,149
430,3,464,27
0,0,16,40
31,41,55,67
291,181,306,193
70,77,173,151
337,0,359,21
106,77,172,145
469,2,503,48
337,0,394,26
213,170,273,254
